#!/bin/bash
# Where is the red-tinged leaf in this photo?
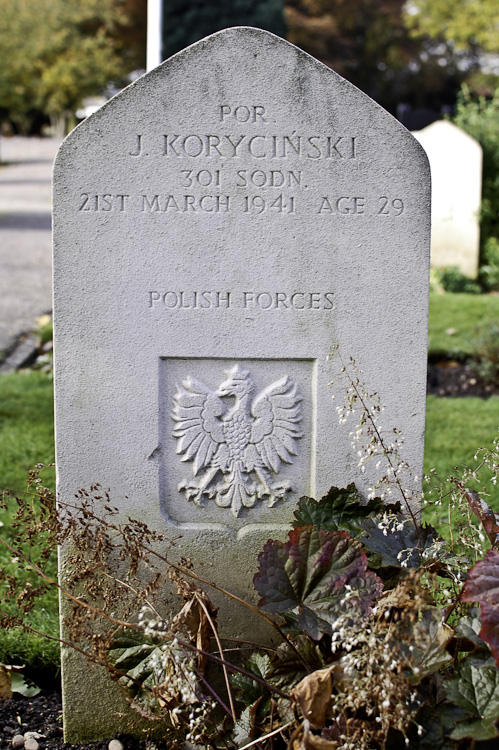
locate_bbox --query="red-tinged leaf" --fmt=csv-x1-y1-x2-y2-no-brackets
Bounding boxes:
254,527,383,640
460,485,499,549
479,603,499,669
462,548,499,666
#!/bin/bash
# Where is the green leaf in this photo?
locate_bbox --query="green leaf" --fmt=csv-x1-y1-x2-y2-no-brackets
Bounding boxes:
360,517,442,570
9,672,40,697
110,643,156,671
268,635,325,689
254,526,383,640
455,611,487,648
231,653,272,707
293,484,389,535
450,718,499,741
445,660,499,723
232,705,253,747
411,609,454,680
415,705,468,750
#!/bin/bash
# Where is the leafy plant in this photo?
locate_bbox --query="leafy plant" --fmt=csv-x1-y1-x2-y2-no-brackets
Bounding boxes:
1,359,499,748
472,321,499,385
434,267,482,295
453,87,499,291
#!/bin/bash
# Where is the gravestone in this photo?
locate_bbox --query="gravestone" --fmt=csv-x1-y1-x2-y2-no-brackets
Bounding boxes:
53,27,430,741
412,120,482,278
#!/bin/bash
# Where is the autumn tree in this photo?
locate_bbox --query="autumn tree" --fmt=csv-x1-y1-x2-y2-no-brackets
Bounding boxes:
0,0,142,135
405,0,499,95
283,0,465,113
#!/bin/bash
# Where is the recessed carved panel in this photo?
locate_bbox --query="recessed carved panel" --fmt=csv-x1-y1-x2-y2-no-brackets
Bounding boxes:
172,364,303,517
159,357,315,533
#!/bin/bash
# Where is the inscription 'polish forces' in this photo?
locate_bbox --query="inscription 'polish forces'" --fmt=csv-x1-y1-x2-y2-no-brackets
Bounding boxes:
148,291,335,310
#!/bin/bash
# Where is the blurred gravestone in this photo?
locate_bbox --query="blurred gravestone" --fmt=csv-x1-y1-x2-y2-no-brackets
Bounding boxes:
412,121,482,278
53,28,430,741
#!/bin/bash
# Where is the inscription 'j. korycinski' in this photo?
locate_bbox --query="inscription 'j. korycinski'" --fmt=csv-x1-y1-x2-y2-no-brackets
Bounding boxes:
171,365,303,518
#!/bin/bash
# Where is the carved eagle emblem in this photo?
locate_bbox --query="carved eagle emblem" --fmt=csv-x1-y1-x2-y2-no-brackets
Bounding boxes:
171,365,303,517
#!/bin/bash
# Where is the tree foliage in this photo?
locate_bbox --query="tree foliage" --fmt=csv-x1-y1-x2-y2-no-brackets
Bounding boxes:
405,0,499,96
405,0,499,55
162,0,287,58
0,0,142,134
283,0,464,114
453,87,499,289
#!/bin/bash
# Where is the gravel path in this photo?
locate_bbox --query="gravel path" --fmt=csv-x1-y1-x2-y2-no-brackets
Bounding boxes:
0,137,61,358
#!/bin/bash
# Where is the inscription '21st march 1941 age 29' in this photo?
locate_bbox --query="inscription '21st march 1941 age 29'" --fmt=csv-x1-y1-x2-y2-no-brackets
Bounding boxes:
171,365,303,518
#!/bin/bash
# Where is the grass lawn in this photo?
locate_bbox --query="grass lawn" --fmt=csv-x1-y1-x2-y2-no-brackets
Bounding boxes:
0,293,498,670
428,291,499,358
423,395,499,532
0,371,59,671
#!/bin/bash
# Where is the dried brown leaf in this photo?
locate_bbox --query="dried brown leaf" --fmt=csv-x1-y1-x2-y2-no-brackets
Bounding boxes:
290,666,338,729
0,667,12,701
291,719,337,749
171,589,218,673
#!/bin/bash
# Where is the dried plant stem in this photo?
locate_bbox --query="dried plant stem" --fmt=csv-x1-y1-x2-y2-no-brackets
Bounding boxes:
0,610,146,690
61,498,310,671
96,573,292,701
238,720,294,750
344,365,422,553
0,536,140,631
195,592,236,723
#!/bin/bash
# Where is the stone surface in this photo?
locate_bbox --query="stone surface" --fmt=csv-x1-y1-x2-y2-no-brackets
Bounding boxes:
412,121,482,278
108,740,124,750
11,736,24,749
23,739,39,750
53,27,430,741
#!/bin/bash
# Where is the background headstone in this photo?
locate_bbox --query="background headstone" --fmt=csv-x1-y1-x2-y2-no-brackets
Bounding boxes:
412,120,482,278
53,27,430,741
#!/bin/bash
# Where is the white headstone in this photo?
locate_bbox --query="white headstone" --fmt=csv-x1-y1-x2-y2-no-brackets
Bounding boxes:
412,120,482,278
53,27,430,741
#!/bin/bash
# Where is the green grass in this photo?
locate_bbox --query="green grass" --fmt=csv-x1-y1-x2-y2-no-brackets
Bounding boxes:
428,291,499,358
423,395,499,531
0,371,55,493
0,370,59,671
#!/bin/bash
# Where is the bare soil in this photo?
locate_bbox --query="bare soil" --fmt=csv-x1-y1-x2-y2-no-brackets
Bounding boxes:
426,357,498,398
0,692,168,750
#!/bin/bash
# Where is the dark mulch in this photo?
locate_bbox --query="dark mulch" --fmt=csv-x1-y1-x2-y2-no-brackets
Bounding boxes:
0,692,164,750
427,357,498,398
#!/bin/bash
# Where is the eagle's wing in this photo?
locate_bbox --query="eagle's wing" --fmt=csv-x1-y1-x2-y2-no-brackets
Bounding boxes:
250,376,302,473
172,377,226,475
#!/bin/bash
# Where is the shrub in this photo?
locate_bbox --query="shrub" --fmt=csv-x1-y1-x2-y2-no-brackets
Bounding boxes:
453,87,499,290
434,266,482,294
